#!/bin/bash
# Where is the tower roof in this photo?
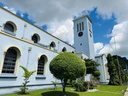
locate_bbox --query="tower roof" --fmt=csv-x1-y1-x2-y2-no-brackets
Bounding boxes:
73,15,92,23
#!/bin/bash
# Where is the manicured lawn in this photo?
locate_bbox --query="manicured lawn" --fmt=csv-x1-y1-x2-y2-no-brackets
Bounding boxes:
3,84,127,96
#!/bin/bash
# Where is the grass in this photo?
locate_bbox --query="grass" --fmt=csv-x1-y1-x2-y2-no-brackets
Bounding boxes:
3,84,127,96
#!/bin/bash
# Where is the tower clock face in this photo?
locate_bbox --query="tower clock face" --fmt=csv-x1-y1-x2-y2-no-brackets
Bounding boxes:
78,32,83,37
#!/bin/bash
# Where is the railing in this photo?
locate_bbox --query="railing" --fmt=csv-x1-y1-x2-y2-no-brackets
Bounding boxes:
1,29,16,36
37,43,49,48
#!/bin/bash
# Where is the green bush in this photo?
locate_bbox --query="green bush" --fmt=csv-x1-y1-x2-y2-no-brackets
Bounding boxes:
74,80,86,91
74,81,94,92
89,82,94,89
83,81,94,90
67,79,76,87
74,81,86,91
51,81,58,90
83,81,90,90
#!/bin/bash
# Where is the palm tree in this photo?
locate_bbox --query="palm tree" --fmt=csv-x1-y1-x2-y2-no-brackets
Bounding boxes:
20,66,36,94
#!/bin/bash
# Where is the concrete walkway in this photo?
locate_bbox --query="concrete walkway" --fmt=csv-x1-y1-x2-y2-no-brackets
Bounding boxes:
124,88,128,96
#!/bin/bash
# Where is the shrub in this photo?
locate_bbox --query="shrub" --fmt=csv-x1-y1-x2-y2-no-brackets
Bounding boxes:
74,80,86,91
83,81,94,90
51,81,58,90
67,79,76,87
83,81,90,90
89,82,94,89
74,81,94,92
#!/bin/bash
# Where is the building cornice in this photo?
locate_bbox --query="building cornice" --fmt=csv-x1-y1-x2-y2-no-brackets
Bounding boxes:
0,31,59,53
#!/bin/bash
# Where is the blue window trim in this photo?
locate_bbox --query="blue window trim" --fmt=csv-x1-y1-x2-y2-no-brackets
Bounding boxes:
0,74,17,79
36,75,46,79
1,29,16,36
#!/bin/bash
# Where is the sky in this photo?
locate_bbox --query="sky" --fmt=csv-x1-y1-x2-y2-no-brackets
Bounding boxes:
0,0,128,58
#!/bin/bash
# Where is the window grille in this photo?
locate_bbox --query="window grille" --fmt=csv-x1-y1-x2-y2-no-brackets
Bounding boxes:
2,49,17,73
37,56,45,75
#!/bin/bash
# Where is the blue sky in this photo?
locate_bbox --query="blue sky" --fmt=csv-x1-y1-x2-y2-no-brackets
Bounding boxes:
89,8,117,44
0,0,128,57
18,8,116,44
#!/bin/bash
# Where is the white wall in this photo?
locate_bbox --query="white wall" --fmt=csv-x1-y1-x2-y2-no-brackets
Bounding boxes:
0,7,75,91
95,54,109,83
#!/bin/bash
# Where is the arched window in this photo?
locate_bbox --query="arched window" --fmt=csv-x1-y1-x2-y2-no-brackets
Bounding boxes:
50,42,56,49
37,55,47,75
2,48,17,73
3,21,17,36
32,34,40,43
62,47,67,52
4,23,14,32
32,35,38,43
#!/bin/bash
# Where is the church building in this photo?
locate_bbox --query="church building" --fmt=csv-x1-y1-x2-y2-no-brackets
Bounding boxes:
0,7,107,94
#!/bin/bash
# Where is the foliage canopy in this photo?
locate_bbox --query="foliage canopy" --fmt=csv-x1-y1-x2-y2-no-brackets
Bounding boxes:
107,53,121,85
84,58,100,80
50,52,86,80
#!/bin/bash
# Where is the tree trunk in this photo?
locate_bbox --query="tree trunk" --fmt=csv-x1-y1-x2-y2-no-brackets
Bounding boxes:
61,79,67,96
62,83,66,96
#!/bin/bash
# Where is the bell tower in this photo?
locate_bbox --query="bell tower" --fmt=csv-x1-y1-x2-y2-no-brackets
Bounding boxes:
73,15,95,59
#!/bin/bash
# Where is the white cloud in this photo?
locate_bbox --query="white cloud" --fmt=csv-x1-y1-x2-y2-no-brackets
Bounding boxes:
48,19,74,44
0,0,95,25
94,42,103,55
91,0,128,23
98,21,128,56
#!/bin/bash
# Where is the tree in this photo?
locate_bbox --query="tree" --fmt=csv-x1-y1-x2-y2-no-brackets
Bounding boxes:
113,55,128,70
114,59,122,84
113,55,128,83
84,59,100,80
107,53,120,85
50,52,86,96
20,66,36,94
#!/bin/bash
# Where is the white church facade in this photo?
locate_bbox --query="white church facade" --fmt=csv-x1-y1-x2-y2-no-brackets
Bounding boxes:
0,7,109,94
